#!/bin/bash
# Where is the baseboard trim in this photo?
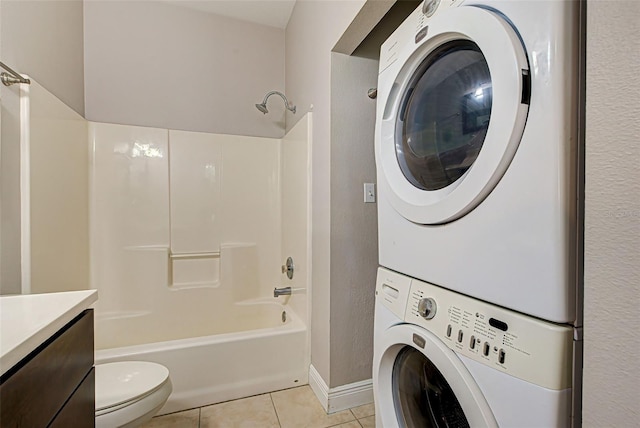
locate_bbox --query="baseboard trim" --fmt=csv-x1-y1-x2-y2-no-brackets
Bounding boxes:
308,365,330,411
308,365,374,414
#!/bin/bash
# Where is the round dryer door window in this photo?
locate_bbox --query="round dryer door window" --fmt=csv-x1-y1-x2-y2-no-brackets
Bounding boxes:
397,40,492,192
377,6,530,224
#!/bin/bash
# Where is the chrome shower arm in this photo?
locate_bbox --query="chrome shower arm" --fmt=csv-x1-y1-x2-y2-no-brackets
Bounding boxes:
256,91,296,114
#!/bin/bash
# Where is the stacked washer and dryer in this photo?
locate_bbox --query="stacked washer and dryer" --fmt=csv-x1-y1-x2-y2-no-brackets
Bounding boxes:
372,0,583,426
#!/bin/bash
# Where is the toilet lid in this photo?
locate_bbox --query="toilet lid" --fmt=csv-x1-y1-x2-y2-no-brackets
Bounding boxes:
95,361,170,411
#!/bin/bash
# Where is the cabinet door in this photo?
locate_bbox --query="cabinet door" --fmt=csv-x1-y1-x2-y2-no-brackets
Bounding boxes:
0,310,94,428
49,368,95,428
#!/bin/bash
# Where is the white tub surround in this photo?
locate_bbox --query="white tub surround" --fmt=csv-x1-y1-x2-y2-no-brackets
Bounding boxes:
0,290,97,376
90,115,312,414
89,123,283,319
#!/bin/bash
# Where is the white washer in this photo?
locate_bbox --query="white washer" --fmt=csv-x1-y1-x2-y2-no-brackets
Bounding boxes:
373,268,575,427
374,0,582,323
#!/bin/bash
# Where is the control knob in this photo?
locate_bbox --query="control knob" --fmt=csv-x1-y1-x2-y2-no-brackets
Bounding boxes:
422,0,441,17
417,297,437,320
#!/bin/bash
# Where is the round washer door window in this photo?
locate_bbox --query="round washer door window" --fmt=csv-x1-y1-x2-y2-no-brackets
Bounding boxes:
393,346,470,427
397,40,492,192
376,6,529,224
373,324,497,428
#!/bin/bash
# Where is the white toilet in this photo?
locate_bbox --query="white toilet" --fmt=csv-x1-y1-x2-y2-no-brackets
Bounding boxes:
95,361,172,428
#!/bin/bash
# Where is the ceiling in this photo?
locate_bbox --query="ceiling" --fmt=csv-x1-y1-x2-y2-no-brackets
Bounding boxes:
164,0,297,29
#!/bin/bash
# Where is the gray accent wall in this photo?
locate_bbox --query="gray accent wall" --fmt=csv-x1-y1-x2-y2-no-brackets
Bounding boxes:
0,0,85,115
330,52,379,386
83,1,285,138
583,0,640,425
326,0,420,388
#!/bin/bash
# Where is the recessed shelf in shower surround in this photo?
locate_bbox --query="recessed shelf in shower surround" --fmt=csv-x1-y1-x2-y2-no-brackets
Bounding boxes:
169,252,221,289
167,244,259,292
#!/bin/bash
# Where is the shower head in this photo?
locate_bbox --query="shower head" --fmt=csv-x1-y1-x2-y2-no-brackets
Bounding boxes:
256,91,296,115
255,103,269,114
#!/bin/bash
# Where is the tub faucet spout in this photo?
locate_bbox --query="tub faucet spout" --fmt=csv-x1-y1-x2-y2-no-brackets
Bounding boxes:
274,287,292,297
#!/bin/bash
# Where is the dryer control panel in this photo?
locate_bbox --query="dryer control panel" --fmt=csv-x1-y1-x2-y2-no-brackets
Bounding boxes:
400,274,573,390
379,0,463,75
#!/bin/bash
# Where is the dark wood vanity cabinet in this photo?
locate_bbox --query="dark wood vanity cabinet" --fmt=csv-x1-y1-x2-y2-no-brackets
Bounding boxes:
0,309,95,428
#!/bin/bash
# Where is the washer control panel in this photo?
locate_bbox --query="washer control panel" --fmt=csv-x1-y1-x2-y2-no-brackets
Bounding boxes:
401,273,573,391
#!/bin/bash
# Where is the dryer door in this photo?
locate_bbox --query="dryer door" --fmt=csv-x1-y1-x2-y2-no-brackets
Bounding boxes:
378,6,529,224
375,324,497,428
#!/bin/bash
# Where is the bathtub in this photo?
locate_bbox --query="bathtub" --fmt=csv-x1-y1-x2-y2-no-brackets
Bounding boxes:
95,300,309,414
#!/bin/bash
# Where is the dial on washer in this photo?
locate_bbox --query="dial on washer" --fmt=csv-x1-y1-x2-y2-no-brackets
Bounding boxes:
418,297,437,320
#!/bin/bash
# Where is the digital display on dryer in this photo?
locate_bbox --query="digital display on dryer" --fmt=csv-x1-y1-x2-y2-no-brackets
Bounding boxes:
489,318,508,331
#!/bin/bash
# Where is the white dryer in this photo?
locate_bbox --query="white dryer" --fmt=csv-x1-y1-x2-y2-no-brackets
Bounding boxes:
373,268,575,427
374,0,583,323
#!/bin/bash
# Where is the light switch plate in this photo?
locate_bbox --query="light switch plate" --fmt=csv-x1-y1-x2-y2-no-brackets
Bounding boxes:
364,183,376,203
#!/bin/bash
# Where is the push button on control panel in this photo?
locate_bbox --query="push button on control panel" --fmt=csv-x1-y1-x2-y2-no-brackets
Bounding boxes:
457,330,464,343
446,324,452,338
470,335,476,349
483,342,490,357
499,349,506,364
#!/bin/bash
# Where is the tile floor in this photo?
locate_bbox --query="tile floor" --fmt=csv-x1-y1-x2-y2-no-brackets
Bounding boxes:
142,385,375,428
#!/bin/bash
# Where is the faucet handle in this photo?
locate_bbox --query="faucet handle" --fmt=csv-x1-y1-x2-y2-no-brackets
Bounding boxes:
282,257,294,279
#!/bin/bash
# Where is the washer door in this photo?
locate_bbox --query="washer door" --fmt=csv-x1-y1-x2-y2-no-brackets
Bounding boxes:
378,6,529,224
375,324,497,427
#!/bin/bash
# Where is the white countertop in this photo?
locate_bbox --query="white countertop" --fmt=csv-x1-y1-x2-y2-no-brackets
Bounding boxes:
0,290,98,377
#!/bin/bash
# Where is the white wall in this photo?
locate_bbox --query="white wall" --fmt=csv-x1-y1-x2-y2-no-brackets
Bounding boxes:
583,1,640,425
285,0,367,386
84,1,286,138
0,74,22,295
0,80,89,296
0,0,85,115
29,81,89,294
1,0,86,294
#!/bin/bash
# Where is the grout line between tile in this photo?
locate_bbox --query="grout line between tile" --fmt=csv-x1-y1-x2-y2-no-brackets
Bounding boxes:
325,421,362,428
269,393,283,428
198,407,201,428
